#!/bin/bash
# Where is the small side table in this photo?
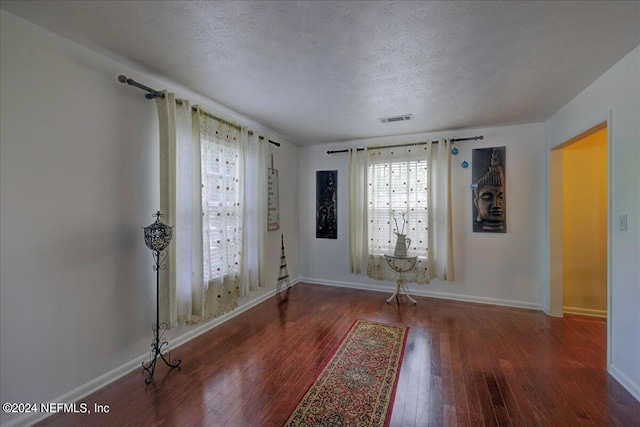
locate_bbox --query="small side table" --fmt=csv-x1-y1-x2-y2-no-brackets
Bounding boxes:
384,255,418,305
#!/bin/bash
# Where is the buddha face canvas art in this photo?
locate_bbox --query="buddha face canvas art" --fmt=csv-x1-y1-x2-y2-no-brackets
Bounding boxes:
472,147,506,233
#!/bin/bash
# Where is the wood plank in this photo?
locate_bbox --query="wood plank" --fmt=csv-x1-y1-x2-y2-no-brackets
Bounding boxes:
34,283,640,427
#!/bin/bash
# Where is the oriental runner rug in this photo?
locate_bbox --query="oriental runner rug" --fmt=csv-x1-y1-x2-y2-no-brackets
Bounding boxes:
283,320,409,427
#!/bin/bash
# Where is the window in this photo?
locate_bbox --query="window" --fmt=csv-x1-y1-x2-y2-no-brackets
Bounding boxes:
201,122,243,288
350,140,453,284
367,149,429,258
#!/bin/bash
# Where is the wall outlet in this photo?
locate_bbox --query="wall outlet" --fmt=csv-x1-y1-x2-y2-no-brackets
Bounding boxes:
619,214,627,231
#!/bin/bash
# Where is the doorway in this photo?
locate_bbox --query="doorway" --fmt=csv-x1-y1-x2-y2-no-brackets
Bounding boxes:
549,121,608,318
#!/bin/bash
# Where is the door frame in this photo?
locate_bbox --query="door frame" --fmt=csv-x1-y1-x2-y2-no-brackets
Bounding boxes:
545,110,613,367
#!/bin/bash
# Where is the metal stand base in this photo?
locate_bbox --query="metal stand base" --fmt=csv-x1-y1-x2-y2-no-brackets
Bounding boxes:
142,322,181,384
386,273,418,305
384,255,418,306
142,248,181,384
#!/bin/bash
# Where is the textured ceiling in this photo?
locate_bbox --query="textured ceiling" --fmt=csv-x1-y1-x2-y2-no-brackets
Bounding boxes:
1,1,639,145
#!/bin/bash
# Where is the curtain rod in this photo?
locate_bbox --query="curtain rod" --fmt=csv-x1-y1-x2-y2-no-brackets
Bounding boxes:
248,131,281,147
118,74,164,99
118,74,280,146
326,136,483,154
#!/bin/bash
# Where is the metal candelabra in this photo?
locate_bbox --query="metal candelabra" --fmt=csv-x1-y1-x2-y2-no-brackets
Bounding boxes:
142,211,181,384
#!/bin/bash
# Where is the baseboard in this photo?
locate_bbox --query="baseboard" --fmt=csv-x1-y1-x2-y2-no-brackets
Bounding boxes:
1,279,300,427
609,364,640,403
563,306,608,318
298,277,542,311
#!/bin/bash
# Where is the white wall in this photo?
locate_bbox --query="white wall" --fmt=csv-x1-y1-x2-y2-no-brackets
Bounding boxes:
264,138,299,292
0,10,298,427
544,46,640,401
298,123,545,309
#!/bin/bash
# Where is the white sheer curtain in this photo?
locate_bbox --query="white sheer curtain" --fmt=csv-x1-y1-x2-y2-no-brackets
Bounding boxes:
200,113,243,320
367,143,430,284
349,148,368,274
156,92,261,328
241,130,268,296
427,139,454,281
157,93,198,328
348,140,454,285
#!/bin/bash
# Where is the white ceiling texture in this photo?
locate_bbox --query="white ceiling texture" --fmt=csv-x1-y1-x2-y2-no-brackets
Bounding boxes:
1,1,639,145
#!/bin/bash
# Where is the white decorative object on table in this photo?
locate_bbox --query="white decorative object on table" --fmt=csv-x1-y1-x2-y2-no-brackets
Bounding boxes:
392,211,411,257
393,234,411,257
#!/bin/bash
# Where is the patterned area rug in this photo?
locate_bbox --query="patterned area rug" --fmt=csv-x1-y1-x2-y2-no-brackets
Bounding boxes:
283,320,409,427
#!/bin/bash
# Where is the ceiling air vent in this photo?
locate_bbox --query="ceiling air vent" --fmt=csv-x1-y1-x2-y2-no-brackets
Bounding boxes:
379,114,413,124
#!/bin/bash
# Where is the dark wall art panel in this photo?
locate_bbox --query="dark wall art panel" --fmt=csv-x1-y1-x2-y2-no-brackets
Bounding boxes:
316,170,337,239
472,147,506,233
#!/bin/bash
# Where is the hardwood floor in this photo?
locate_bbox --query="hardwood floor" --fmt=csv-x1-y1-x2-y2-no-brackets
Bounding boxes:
37,283,640,427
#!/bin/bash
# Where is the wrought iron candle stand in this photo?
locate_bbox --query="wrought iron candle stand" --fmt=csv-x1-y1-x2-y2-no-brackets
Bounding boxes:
142,211,181,384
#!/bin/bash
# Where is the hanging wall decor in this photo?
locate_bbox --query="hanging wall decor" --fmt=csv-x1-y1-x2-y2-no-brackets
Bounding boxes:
268,168,280,231
472,147,506,233
316,170,337,239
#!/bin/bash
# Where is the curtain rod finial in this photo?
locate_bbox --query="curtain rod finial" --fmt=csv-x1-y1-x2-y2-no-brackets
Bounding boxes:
117,75,127,84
